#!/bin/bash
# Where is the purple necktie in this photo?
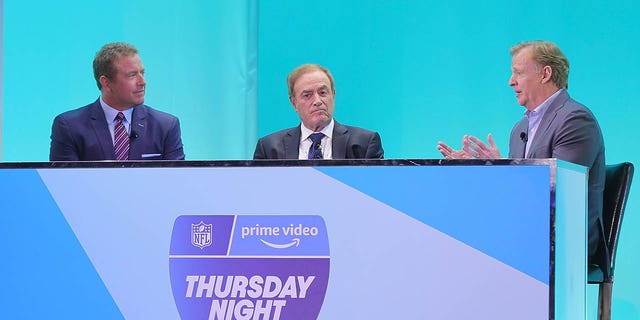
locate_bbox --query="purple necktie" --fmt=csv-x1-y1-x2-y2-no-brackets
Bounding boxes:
113,112,130,160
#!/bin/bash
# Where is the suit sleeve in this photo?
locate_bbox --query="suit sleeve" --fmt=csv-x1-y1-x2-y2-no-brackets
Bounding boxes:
364,132,384,159
49,115,80,161
551,109,601,167
162,117,185,160
253,138,267,160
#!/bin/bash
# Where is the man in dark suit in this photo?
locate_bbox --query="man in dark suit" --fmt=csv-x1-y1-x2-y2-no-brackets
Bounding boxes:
49,42,184,161
436,41,606,266
254,63,383,160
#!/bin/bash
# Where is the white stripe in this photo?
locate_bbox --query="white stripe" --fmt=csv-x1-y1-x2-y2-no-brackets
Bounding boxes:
114,143,128,154
113,120,129,160
168,255,329,259
226,215,237,256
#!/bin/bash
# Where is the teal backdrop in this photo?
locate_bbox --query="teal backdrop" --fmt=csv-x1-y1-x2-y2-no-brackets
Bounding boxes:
2,0,638,318
2,0,258,160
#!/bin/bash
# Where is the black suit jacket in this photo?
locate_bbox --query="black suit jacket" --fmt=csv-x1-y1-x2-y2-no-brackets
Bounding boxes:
508,89,605,264
253,120,384,159
50,99,185,161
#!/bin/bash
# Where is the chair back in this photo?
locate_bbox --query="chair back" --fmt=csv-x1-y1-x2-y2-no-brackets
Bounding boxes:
601,162,634,280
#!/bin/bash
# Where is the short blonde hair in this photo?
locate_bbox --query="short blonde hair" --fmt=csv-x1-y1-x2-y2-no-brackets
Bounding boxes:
93,42,139,90
510,40,570,89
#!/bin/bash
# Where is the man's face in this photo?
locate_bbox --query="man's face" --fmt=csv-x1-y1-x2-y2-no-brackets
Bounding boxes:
509,48,545,110
102,54,146,110
290,70,335,132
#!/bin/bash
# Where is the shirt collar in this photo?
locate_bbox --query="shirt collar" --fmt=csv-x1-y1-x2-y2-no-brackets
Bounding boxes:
300,118,334,141
100,96,134,123
525,88,563,118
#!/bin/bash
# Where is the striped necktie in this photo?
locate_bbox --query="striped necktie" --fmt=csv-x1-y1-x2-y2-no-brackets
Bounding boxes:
113,112,130,160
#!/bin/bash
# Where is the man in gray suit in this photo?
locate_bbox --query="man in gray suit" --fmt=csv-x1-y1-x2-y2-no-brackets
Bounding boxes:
437,41,606,266
254,63,383,160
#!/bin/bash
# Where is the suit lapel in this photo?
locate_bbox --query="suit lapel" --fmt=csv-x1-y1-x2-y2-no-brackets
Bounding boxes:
332,121,349,159
129,105,147,159
89,100,116,160
283,127,301,159
513,119,528,158
526,90,569,158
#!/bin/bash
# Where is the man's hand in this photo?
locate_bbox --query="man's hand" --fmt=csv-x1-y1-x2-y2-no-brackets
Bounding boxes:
463,133,502,159
437,137,473,159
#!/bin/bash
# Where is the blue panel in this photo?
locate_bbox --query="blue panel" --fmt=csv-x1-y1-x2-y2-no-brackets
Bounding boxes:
0,169,123,319
555,164,587,320
36,166,549,319
316,165,550,284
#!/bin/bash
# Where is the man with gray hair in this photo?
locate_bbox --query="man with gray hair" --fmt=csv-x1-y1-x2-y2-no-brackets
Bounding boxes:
254,63,383,160
50,42,185,161
437,40,606,267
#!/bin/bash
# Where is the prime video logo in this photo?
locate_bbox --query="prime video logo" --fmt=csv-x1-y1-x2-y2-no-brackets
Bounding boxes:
241,223,319,249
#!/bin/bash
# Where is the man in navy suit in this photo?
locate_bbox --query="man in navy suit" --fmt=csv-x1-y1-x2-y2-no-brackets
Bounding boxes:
437,41,606,266
254,63,383,160
49,42,184,161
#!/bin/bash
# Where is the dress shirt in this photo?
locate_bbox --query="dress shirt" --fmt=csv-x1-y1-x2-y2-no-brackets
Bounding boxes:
100,97,134,144
298,119,335,159
525,89,563,155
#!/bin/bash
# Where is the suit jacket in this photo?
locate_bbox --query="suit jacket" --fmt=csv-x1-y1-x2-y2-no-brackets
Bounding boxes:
50,99,185,161
508,89,605,264
253,120,384,160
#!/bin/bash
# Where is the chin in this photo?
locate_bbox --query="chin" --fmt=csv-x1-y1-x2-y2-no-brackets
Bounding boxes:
314,116,330,124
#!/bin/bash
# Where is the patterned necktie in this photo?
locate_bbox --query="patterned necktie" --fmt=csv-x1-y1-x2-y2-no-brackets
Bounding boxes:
113,112,130,160
308,132,324,159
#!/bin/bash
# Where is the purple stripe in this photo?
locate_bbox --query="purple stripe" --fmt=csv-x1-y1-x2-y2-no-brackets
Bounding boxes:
113,119,129,160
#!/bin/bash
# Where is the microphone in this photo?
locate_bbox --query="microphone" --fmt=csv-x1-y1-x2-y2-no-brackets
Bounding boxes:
130,130,139,140
520,132,527,143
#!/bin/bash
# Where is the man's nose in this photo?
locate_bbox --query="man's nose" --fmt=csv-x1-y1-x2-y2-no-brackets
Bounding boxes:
312,93,322,105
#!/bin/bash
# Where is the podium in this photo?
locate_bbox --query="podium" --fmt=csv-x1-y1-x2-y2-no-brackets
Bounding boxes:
0,159,587,319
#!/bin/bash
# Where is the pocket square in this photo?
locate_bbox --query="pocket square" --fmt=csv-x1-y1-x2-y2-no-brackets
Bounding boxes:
141,153,162,159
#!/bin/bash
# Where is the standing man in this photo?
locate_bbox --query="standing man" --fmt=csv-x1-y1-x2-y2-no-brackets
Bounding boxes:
254,63,384,160
50,42,185,161
437,40,606,266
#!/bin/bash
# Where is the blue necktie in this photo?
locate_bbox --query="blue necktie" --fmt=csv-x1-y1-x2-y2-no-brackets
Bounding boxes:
308,133,324,159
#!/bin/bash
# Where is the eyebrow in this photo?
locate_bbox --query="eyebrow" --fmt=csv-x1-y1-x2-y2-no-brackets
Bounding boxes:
302,85,329,92
125,68,144,75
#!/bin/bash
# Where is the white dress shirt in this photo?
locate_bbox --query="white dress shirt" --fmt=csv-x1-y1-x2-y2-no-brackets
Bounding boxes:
298,119,335,159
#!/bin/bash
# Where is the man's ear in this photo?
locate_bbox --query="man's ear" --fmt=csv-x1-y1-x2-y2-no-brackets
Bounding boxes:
99,75,111,91
290,96,298,111
540,65,553,84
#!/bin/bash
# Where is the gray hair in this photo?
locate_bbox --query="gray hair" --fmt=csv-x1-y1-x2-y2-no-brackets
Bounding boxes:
287,63,335,99
510,40,569,89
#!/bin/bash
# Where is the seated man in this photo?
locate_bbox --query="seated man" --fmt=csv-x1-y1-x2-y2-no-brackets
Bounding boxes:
254,63,383,160
50,42,185,161
437,40,606,266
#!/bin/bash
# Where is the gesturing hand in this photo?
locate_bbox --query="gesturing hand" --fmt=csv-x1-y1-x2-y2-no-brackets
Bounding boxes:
436,138,472,159
463,133,502,159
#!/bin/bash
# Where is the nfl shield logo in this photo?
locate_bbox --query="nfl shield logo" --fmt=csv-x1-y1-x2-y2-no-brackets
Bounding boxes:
191,221,212,249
